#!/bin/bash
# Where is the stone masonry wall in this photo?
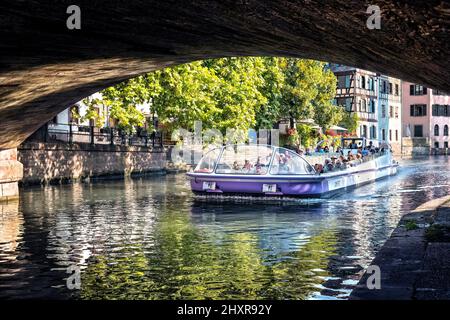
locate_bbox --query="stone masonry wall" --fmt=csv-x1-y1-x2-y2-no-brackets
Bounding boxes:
0,149,23,201
18,142,166,185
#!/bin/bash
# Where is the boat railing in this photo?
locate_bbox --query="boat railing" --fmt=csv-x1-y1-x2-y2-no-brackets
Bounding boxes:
304,149,390,173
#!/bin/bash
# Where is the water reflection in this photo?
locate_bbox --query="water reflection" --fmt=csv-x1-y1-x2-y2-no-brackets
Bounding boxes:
0,157,449,299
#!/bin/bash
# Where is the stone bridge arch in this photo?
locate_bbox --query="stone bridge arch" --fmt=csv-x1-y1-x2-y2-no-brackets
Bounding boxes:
1,0,450,201
0,1,449,150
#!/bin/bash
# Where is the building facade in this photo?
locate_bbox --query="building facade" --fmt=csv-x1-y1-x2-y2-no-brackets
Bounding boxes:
378,76,402,153
331,64,403,153
402,82,450,154
331,65,378,142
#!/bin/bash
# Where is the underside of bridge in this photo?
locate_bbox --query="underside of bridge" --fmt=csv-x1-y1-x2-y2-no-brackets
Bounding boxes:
0,0,449,150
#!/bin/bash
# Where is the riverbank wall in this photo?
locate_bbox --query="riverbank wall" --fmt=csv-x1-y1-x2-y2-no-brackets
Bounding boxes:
350,195,450,300
18,142,167,185
0,149,23,201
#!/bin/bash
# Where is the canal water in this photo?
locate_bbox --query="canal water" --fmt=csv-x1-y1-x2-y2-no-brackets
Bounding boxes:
1,157,449,300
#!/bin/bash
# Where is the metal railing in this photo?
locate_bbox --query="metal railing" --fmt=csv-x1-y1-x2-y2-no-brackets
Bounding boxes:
43,124,163,148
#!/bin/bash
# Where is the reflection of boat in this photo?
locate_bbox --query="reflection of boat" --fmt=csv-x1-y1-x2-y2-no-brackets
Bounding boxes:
186,139,399,198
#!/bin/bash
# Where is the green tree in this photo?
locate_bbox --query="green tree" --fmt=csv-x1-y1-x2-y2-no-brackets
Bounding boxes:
83,57,340,139
339,112,359,135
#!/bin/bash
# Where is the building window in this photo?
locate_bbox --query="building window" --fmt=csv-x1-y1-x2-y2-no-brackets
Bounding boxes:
445,142,449,149
389,106,394,118
388,82,393,94
414,125,423,137
433,89,446,96
370,125,377,139
435,142,439,149
395,106,399,118
381,105,386,118
389,129,392,141
445,125,449,136
410,104,427,117
338,75,351,89
432,104,450,117
410,84,427,96
395,84,399,95
369,78,375,91
361,125,368,138
434,124,440,136
395,130,398,141
370,99,376,113
382,129,386,141
381,80,387,94
361,76,366,89
361,99,367,112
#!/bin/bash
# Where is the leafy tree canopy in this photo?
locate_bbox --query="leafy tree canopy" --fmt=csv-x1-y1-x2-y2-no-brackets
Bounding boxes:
83,57,344,136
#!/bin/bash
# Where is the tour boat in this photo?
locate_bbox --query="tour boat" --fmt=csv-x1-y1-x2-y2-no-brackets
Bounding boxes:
186,138,399,198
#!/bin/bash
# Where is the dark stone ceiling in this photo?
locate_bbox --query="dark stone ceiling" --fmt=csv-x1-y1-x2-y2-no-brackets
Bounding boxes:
0,0,449,148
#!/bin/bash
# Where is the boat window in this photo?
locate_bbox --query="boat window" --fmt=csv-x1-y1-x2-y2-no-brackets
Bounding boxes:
194,148,221,173
215,145,273,175
270,148,314,175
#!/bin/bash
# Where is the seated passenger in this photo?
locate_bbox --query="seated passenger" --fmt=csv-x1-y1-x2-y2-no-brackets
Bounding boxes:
362,147,369,157
277,151,292,172
323,158,333,173
324,146,329,153
232,161,241,171
255,157,264,174
355,153,363,164
243,159,252,172
314,163,324,174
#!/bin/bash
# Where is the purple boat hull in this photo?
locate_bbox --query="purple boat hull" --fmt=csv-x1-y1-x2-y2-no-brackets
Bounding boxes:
190,178,326,197
187,161,399,198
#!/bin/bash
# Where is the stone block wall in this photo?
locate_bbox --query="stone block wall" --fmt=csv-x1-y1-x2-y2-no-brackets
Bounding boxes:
402,137,431,156
0,149,23,201
18,142,166,185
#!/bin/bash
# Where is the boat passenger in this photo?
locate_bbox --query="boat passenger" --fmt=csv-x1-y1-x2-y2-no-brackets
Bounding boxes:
355,153,363,164
314,163,324,174
255,157,264,174
362,147,369,157
232,161,241,171
243,159,252,172
324,146,329,153
323,158,334,172
340,159,349,170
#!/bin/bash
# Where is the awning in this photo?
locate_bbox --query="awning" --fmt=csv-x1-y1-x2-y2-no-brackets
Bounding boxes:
328,125,348,131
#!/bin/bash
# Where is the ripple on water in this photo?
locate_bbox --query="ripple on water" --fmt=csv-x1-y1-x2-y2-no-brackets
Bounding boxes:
0,157,449,299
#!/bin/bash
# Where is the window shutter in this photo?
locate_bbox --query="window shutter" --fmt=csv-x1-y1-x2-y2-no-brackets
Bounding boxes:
410,85,414,95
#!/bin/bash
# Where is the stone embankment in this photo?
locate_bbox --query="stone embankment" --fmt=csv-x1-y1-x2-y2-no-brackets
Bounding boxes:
350,195,450,300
